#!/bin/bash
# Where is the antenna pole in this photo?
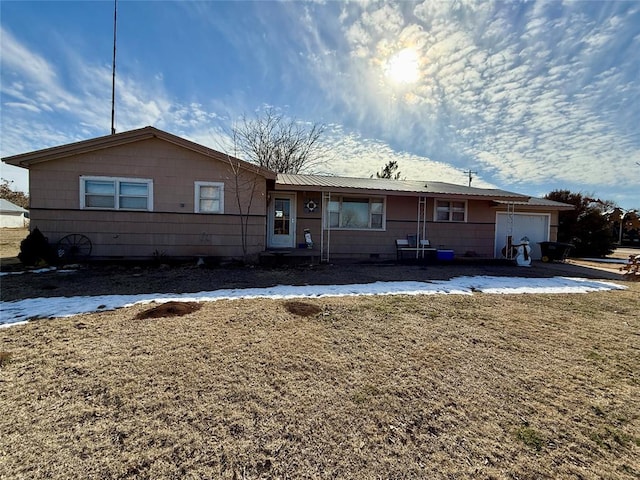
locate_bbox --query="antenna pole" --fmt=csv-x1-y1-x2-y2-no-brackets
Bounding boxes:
110,0,117,135
464,169,477,187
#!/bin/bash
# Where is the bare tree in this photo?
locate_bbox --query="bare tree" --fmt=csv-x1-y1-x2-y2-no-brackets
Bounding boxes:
0,179,29,209
224,131,269,260
233,107,326,174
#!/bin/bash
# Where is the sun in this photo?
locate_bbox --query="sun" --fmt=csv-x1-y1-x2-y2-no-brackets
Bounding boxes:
385,48,420,85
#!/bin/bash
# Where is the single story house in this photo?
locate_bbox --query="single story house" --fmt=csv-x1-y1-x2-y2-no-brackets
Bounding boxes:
0,198,29,228
2,126,572,262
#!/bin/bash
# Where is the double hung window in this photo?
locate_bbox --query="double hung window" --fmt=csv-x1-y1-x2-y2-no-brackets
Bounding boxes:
81,176,153,211
435,200,466,222
195,182,224,214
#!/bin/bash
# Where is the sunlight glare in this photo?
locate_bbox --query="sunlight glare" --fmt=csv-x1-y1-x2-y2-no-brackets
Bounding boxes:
385,48,420,85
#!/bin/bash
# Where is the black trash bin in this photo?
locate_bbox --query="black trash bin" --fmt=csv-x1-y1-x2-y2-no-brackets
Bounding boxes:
538,242,574,262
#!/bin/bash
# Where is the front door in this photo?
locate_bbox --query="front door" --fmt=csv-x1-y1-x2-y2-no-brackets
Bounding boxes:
268,193,296,248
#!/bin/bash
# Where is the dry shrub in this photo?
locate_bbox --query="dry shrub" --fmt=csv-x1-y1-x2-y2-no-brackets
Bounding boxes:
620,254,640,280
283,300,322,317
0,351,12,367
135,301,201,320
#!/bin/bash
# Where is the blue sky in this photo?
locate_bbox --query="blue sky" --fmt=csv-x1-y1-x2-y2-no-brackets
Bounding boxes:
1,0,639,209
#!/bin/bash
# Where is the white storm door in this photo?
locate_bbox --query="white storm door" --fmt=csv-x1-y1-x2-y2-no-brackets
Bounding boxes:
268,194,296,248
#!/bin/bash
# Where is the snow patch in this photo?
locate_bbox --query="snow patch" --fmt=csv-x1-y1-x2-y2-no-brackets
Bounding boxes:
0,276,626,328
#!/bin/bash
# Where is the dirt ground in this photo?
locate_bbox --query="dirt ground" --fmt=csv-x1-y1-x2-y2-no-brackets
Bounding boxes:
1,228,639,479
0,256,633,302
1,228,636,303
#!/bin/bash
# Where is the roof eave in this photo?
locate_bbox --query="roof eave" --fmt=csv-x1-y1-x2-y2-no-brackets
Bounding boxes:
2,127,157,167
492,200,575,211
2,126,276,180
275,182,527,201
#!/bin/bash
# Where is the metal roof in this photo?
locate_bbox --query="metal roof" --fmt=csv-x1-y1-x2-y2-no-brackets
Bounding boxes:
276,174,529,200
0,198,28,213
493,197,575,210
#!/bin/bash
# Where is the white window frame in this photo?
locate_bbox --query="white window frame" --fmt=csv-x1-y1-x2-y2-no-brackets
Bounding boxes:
434,199,467,222
80,176,153,211
194,181,225,214
324,195,386,230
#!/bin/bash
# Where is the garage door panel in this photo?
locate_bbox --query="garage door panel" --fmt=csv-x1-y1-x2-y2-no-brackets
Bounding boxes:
495,214,550,260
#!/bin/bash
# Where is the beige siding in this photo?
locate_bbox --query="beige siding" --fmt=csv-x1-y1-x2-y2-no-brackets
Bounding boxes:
28,138,268,259
294,192,322,247
294,195,563,260
549,211,560,241
29,138,267,215
295,194,500,260
27,137,564,262
29,210,266,258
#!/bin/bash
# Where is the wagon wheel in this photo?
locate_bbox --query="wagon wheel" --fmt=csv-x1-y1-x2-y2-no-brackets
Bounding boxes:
57,234,92,260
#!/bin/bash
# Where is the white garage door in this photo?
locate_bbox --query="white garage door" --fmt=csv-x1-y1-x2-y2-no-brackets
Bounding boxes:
495,213,550,260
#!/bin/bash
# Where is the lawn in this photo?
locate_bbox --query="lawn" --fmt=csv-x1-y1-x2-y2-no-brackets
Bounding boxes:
0,227,27,267
1,286,639,479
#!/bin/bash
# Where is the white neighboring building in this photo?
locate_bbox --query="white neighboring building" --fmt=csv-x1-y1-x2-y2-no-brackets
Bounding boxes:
0,198,29,228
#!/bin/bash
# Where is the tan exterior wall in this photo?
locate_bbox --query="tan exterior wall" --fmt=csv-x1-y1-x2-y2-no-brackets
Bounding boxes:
29,138,266,215
291,194,563,261
26,138,563,262
549,211,560,241
292,194,500,260
28,138,268,259
28,210,265,258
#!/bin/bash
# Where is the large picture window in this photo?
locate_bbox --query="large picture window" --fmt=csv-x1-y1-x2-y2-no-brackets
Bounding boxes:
80,176,153,211
435,199,467,222
195,181,224,214
325,196,385,230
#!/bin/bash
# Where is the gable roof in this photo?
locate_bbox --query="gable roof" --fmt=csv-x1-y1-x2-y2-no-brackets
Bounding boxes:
0,198,28,213
276,173,530,201
2,126,276,180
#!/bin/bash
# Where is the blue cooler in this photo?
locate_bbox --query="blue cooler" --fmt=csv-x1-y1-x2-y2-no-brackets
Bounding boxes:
437,249,454,261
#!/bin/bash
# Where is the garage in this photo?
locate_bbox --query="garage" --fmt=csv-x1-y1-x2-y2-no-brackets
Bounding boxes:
495,213,550,260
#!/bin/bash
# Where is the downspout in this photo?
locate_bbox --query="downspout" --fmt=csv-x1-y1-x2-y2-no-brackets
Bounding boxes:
417,196,427,259
321,191,331,263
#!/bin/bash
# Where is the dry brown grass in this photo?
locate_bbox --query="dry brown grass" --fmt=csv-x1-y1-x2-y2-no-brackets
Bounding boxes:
1,286,639,479
0,227,27,266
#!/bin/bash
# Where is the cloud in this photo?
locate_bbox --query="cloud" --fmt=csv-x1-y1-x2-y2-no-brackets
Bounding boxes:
0,26,224,156
0,27,58,86
3,102,41,113
1,2,638,209
0,27,80,114
318,126,490,187
312,0,640,199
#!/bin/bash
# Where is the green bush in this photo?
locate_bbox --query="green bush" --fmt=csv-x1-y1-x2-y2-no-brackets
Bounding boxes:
516,426,545,451
545,190,615,257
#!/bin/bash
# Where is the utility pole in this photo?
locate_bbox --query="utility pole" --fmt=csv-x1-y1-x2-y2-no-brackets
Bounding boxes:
463,169,477,187
110,0,117,135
